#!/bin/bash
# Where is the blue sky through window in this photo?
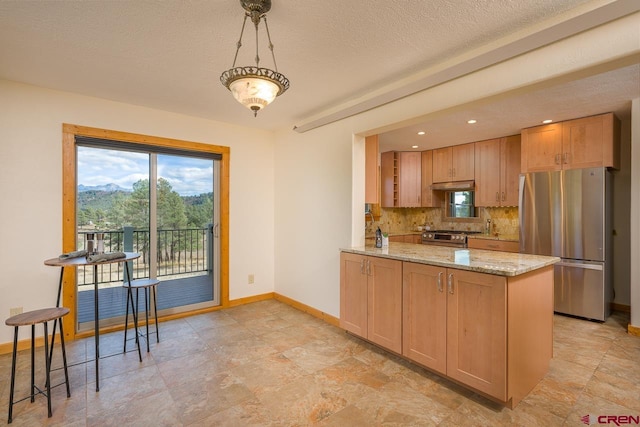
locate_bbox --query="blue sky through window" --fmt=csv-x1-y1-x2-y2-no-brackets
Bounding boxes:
77,147,213,196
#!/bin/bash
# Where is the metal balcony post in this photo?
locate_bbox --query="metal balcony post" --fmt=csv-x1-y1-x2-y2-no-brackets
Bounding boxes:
123,226,134,282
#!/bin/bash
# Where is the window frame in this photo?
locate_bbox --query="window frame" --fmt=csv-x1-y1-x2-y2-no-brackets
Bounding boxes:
61,123,230,340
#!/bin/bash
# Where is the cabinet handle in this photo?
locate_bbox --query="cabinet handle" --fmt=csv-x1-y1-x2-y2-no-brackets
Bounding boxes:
366,259,371,276
502,192,505,201
452,167,456,177
563,153,568,164
448,168,452,177
437,272,443,293
447,273,454,294
555,153,560,165
360,259,365,274
496,192,499,202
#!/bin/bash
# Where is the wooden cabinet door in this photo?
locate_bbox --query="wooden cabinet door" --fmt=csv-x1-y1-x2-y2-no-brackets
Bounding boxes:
380,151,397,207
398,151,421,207
500,135,521,206
365,135,379,204
521,123,562,173
432,147,452,183
446,269,507,400
421,150,440,207
562,113,613,170
339,252,368,338
474,138,501,207
402,263,447,374
452,143,475,181
367,257,403,354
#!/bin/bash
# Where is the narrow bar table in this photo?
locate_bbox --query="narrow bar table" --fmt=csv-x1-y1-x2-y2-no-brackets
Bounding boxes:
44,252,141,392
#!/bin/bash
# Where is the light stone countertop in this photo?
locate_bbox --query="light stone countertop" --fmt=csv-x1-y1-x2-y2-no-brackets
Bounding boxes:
341,242,559,277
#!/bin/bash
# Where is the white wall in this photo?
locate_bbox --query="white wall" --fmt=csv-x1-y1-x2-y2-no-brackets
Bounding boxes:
0,80,276,345
612,118,632,306
631,98,640,328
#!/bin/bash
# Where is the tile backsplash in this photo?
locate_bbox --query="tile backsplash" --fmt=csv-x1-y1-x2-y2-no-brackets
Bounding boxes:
367,206,519,236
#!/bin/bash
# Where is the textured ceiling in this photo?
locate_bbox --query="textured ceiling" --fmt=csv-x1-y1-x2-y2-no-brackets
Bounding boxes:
0,0,638,150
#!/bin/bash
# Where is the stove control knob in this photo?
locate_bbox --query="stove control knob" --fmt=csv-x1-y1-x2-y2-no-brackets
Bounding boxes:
428,234,433,239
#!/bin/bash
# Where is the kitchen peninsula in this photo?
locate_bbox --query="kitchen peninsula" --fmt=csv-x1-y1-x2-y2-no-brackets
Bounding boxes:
340,242,559,409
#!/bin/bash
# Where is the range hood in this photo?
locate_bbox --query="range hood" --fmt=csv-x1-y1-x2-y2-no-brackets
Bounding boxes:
430,180,475,191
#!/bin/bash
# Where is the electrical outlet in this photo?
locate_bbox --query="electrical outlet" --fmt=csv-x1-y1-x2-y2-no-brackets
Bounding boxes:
10,307,23,317
248,274,255,284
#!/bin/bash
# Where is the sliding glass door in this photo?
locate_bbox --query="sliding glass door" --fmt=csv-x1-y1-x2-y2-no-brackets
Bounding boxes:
76,143,220,331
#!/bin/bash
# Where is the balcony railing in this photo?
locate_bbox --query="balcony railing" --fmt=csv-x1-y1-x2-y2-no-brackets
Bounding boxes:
77,226,212,287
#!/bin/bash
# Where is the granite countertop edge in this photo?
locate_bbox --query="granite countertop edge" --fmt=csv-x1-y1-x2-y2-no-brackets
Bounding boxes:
340,243,559,277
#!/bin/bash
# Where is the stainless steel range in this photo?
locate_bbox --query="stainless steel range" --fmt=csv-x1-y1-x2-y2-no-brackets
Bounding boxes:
421,230,480,248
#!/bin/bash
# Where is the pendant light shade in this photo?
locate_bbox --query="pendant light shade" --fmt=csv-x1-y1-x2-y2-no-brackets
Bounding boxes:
220,0,290,117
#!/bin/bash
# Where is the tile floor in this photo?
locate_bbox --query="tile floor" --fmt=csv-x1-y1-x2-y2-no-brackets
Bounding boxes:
0,300,638,426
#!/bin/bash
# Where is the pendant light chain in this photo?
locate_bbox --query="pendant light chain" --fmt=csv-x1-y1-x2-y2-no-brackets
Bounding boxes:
232,14,249,68
254,16,260,67
263,16,279,73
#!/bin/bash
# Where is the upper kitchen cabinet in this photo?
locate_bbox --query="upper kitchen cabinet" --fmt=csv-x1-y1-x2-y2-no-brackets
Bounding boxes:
432,143,475,183
521,112,620,173
365,135,380,204
421,150,442,207
562,113,620,170
381,151,422,207
475,135,521,207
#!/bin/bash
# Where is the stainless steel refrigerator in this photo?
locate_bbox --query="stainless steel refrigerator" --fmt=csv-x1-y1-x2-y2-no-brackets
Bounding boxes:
519,167,612,321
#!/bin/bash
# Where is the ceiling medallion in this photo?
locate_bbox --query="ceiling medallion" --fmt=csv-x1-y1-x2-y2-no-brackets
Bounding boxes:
220,0,290,117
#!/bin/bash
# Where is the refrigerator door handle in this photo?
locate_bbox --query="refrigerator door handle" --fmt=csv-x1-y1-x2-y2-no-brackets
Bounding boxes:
518,174,526,252
556,261,603,271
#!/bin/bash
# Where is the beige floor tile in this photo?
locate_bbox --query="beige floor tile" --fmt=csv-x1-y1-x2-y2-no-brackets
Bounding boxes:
0,301,636,426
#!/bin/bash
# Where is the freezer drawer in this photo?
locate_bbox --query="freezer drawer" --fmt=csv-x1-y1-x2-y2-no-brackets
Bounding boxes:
554,260,608,321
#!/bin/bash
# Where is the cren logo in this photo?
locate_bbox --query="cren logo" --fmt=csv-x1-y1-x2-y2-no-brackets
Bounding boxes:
582,415,640,425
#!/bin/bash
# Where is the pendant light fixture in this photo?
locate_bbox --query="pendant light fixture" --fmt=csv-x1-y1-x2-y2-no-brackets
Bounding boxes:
220,0,290,117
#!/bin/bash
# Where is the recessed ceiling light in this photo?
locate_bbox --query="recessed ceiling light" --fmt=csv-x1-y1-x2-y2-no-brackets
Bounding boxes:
411,145,419,149
417,131,426,135
467,119,477,124
542,119,553,124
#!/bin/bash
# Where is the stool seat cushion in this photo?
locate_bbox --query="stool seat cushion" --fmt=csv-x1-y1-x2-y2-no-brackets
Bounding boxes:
123,278,160,289
5,307,70,327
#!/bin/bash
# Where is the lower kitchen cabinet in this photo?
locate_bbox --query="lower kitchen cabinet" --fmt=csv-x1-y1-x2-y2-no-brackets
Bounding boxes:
402,263,447,373
403,262,506,400
467,238,519,252
341,250,554,408
389,234,422,244
401,261,553,407
340,252,402,353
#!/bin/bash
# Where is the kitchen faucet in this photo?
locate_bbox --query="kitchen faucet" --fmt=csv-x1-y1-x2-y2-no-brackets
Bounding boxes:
366,211,375,228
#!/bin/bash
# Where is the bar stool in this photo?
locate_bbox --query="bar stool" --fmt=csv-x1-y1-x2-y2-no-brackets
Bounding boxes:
5,307,71,424
123,278,161,353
